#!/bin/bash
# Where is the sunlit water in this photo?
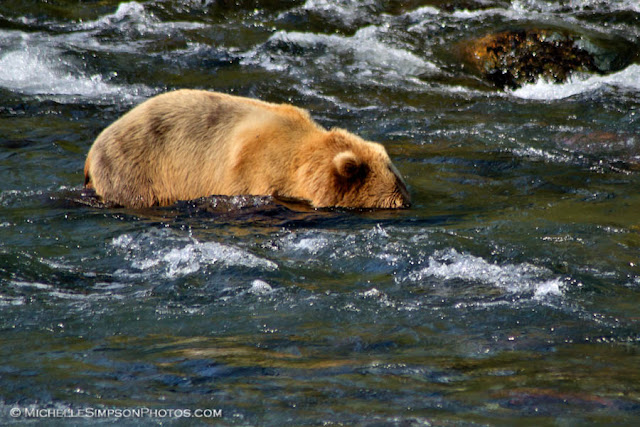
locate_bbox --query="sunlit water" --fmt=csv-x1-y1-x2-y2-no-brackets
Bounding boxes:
1,1,639,425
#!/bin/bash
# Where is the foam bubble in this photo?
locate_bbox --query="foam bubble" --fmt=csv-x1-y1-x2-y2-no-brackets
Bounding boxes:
361,287,397,308
111,234,138,250
533,279,564,299
509,65,640,100
248,280,274,295
363,287,382,298
285,235,331,255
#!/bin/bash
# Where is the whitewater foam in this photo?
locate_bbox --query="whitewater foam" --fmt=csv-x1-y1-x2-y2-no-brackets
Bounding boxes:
510,65,640,100
0,47,151,101
410,248,564,299
244,25,438,85
299,0,379,26
112,230,278,280
78,1,205,34
283,234,331,256
0,2,201,100
78,1,151,31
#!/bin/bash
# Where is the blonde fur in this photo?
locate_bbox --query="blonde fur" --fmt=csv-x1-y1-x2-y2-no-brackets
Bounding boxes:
84,89,410,209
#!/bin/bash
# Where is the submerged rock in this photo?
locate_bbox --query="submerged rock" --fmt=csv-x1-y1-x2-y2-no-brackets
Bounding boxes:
460,28,637,89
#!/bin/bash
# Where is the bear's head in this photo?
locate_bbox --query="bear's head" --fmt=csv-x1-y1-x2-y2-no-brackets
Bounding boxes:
298,129,411,209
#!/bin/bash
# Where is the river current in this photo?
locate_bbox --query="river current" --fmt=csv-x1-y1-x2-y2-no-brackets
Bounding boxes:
1,1,639,425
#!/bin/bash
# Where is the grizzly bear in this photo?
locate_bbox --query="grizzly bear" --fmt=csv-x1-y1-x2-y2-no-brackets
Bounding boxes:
84,89,410,209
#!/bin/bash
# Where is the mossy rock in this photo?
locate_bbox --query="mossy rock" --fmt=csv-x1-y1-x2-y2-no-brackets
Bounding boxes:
459,28,637,89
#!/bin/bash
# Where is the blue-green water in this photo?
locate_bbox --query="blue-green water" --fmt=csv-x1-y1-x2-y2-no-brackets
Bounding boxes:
1,1,639,425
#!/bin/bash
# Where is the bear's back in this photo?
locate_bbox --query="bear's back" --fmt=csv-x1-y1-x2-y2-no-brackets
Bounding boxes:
85,90,321,207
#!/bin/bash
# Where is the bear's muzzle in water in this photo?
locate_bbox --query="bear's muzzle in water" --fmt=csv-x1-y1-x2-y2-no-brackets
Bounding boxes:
84,89,411,209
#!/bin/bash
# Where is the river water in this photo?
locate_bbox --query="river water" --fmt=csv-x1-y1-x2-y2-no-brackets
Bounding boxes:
1,0,639,425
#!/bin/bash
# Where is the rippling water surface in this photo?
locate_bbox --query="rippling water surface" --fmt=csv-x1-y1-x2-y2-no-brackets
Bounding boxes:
1,1,639,425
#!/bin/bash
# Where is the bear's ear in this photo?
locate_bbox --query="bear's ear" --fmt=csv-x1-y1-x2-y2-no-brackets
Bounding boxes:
333,151,365,179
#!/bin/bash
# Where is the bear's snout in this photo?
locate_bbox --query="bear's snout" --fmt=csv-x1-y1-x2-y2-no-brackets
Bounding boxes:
389,164,411,209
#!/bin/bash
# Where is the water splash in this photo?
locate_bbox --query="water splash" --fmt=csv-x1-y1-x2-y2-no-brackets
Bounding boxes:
509,64,640,100
409,248,564,299
78,1,204,34
244,25,438,87
0,46,151,101
111,229,278,280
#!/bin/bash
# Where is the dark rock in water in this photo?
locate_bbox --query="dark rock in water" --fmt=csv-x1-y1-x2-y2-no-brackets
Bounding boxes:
459,28,636,89
462,29,597,89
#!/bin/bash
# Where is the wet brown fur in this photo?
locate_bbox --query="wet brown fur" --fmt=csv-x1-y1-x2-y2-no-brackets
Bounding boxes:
84,89,410,209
